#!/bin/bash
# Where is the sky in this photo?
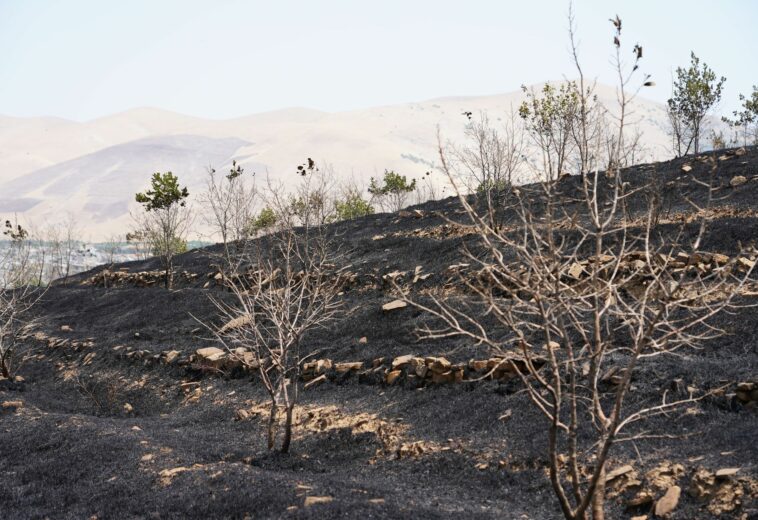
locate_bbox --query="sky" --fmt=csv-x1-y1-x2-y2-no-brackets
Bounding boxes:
1,0,756,121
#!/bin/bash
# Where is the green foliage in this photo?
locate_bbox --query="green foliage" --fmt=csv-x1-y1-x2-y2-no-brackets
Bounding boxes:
518,83,580,138
335,193,374,221
667,52,726,154
723,85,758,145
251,207,277,232
368,170,417,197
151,235,187,257
475,178,511,196
135,172,190,211
225,160,244,181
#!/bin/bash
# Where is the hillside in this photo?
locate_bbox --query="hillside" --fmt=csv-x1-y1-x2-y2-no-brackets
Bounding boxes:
0,83,683,239
1,148,756,519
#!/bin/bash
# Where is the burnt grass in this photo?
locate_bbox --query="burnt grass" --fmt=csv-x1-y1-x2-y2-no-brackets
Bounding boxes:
2,148,758,519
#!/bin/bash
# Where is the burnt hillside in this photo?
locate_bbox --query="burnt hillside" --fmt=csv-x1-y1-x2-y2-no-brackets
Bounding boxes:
1,147,757,519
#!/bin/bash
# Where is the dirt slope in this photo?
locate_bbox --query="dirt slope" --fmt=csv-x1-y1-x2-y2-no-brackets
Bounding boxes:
1,147,757,519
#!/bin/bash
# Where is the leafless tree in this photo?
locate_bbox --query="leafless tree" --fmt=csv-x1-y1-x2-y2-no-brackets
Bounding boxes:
396,14,753,520
199,161,257,274
207,218,345,453
0,220,44,378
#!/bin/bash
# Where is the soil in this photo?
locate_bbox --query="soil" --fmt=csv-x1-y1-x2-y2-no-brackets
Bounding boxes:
1,147,757,519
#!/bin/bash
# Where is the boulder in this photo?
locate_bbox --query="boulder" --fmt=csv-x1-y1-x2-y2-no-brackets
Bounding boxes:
386,370,402,385
391,354,416,370
426,356,452,374
335,362,364,373
196,347,226,362
730,175,748,188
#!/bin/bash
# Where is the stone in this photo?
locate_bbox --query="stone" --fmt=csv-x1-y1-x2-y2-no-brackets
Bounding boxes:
606,464,634,482
196,347,226,362
734,147,747,156
715,467,740,479
382,299,407,312
60,325,73,332
391,354,415,370
163,350,180,364
335,362,363,373
468,359,488,372
654,485,681,517
681,164,693,173
1,400,23,411
730,175,748,187
431,370,455,384
304,496,333,507
737,257,755,270
385,370,402,385
13,375,25,383
426,357,452,374
567,262,585,279
236,409,251,421
712,253,730,265
358,336,368,344
123,403,134,413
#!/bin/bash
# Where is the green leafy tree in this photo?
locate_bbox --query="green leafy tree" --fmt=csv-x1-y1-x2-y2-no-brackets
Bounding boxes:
723,85,758,146
368,170,417,212
134,172,192,289
335,192,374,221
667,52,726,155
519,82,580,180
250,206,278,234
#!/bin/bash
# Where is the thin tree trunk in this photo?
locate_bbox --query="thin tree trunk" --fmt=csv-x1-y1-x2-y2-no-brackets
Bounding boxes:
267,403,278,450
591,462,606,520
281,404,294,453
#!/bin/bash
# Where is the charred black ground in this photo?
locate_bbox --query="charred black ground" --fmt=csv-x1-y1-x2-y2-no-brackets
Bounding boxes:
1,148,757,519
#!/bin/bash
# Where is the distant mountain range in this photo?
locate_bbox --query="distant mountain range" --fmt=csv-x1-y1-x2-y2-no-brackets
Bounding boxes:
0,83,683,238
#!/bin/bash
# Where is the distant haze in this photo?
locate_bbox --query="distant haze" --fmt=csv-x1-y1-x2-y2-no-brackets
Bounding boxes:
0,83,690,239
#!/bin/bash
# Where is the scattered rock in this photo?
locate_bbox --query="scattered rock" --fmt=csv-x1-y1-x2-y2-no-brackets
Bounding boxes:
304,496,333,507
607,464,635,482
1,400,23,411
382,299,407,312
123,403,134,413
730,175,748,187
385,370,402,385
681,164,693,173
654,485,681,517
358,336,368,344
391,355,416,370
60,325,73,332
304,374,327,389
715,467,740,479
335,362,364,374
235,409,251,421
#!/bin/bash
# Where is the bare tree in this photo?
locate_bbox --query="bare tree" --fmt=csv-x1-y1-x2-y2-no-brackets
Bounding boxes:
199,160,257,273
396,15,753,520
207,217,345,453
0,220,44,379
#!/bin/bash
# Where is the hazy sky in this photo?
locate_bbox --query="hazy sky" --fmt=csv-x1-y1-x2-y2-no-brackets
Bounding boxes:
1,0,755,121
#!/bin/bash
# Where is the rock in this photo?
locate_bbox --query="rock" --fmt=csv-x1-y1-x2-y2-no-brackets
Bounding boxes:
60,325,73,332
123,403,134,413
335,362,363,373
371,234,385,241
654,485,681,517
712,253,730,266
304,496,333,507
730,175,748,187
715,467,740,479
235,409,251,421
385,370,402,385
1,400,23,411
468,359,488,372
681,164,693,173
358,336,368,344
426,356,452,374
567,262,585,279
196,347,226,362
737,257,755,270
382,299,407,312
163,351,180,364
734,147,747,156
13,375,25,383
391,354,415,370
544,341,561,351
607,464,634,482
431,370,455,384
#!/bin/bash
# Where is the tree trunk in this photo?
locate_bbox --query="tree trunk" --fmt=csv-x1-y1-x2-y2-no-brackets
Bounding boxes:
281,404,294,454
591,463,606,520
165,256,173,290
267,404,278,450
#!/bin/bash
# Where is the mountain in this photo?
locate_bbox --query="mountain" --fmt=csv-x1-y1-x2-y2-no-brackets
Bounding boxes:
0,83,677,238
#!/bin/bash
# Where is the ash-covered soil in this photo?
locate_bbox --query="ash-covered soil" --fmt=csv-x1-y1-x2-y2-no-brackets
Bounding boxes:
2,148,758,519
